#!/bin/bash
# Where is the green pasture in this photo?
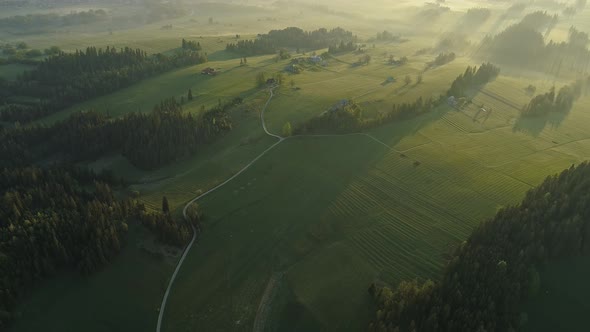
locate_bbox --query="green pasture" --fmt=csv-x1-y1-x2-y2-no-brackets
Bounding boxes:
7,1,590,331
160,71,590,330
10,224,175,332
37,53,277,124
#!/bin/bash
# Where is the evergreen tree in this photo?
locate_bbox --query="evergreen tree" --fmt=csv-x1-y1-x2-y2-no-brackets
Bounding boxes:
162,196,170,214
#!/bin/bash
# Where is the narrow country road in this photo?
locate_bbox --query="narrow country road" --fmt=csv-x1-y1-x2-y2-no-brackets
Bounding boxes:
155,86,398,332
155,86,282,332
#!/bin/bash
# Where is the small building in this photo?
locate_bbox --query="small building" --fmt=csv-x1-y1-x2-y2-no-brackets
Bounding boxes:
309,55,322,63
266,78,277,85
201,67,217,76
386,76,395,83
329,99,349,112
447,96,457,107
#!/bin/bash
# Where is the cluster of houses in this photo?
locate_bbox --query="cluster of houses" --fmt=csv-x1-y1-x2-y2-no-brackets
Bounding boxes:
321,99,349,115
285,55,329,74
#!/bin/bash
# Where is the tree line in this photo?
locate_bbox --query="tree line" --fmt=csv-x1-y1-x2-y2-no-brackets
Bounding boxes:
0,97,238,170
447,63,501,98
369,161,590,332
428,52,456,68
0,165,193,329
521,78,586,116
0,43,208,123
0,9,107,32
477,16,588,74
182,38,202,51
295,63,500,134
226,27,357,55
328,41,357,54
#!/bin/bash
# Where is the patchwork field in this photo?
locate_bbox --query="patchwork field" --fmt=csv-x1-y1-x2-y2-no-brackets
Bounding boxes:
5,1,590,331
161,79,590,330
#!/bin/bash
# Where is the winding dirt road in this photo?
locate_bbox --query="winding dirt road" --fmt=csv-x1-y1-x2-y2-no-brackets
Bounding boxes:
156,87,283,332
155,86,397,332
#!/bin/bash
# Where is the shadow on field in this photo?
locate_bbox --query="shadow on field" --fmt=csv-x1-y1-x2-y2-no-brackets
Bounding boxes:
369,104,454,148
512,111,569,137
263,283,324,332
486,16,509,36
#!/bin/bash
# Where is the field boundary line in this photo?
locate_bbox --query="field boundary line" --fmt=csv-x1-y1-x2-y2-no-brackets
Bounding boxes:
155,88,434,332
252,272,284,332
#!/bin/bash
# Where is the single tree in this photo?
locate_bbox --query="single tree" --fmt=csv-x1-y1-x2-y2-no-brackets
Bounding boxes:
416,74,423,84
282,122,293,136
404,75,412,86
186,202,201,226
276,72,284,85
256,72,266,87
188,89,193,101
162,196,170,214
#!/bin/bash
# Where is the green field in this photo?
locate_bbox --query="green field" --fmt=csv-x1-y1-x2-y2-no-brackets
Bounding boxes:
160,82,590,330
10,225,175,332
5,0,590,331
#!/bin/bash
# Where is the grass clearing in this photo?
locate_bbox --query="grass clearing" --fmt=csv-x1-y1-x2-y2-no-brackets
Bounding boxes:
9,224,175,332
161,75,590,330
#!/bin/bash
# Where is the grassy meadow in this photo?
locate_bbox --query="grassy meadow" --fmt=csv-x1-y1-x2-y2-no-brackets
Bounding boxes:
9,225,175,332
3,0,590,331
161,78,590,331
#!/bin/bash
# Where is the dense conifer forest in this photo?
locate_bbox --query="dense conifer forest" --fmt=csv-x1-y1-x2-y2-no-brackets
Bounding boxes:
0,166,191,328
477,14,589,73
225,27,357,55
0,98,237,170
369,162,590,332
0,44,208,122
0,9,108,32
521,78,587,116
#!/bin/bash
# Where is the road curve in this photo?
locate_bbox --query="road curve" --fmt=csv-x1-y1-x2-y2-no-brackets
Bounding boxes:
156,87,282,332
155,87,398,332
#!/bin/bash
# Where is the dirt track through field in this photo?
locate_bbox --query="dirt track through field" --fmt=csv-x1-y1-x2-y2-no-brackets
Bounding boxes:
155,86,283,332
252,272,284,332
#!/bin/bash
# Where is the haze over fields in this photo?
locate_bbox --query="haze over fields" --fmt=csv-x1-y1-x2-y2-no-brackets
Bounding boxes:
1,0,590,331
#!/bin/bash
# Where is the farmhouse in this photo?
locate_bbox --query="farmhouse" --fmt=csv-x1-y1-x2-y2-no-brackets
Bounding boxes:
266,78,277,85
309,55,322,63
329,99,349,112
201,67,218,76
447,96,457,107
